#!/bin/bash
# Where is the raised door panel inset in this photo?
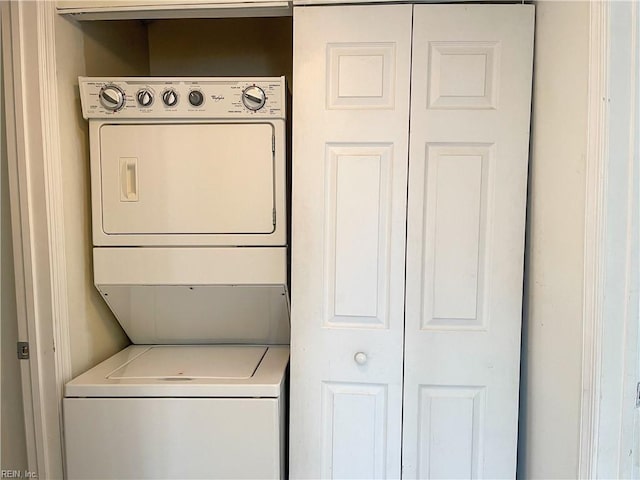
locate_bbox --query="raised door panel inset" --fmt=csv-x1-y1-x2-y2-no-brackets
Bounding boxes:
417,386,485,479
428,42,500,110
420,144,493,330
327,43,396,109
325,144,392,328
321,382,388,479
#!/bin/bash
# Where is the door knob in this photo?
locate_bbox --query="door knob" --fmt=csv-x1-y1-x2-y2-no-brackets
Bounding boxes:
354,352,368,365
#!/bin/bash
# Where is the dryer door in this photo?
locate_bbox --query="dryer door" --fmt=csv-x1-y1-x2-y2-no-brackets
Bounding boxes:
99,122,275,236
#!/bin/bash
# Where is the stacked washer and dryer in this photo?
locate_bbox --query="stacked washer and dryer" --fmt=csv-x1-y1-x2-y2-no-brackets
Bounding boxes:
63,77,289,479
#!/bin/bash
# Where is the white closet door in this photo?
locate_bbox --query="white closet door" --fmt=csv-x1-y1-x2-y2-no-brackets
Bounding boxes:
291,5,411,479
403,5,534,479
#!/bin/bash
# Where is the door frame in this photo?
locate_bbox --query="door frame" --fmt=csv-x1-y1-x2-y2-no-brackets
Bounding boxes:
2,1,71,478
579,0,640,478
1,1,633,478
579,0,610,475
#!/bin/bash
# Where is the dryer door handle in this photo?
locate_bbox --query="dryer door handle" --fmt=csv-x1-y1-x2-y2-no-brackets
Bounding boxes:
120,157,139,202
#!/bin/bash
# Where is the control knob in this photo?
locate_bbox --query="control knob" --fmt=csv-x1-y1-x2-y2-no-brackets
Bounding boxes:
162,89,179,107
188,90,204,107
242,85,266,111
99,84,125,111
136,89,154,107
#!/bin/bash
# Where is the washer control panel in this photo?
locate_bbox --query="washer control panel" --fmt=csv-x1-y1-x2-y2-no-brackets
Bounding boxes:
80,76,286,119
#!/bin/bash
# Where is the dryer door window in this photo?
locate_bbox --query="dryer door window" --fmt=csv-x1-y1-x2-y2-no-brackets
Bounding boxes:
99,123,275,236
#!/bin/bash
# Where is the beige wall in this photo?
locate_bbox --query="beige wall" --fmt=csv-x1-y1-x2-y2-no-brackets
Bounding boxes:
82,20,150,76
1,44,28,471
147,17,292,84
55,16,139,377
519,1,590,478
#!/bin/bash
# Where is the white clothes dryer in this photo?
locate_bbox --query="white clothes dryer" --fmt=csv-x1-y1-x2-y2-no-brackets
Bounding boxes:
63,77,289,480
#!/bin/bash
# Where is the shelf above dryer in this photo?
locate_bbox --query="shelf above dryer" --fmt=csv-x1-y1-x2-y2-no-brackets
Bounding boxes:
56,0,291,20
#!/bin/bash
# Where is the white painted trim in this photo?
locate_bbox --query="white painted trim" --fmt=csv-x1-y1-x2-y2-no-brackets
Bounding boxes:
580,2,640,477
2,3,42,472
617,5,639,474
2,1,71,477
579,0,610,478
37,0,73,390
1,3,3,464
36,0,73,473
595,1,640,476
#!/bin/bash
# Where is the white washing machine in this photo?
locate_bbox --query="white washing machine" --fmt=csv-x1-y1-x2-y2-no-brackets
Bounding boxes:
63,77,289,480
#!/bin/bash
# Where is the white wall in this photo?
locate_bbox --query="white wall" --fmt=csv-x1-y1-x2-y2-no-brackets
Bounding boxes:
1,32,28,471
519,1,590,478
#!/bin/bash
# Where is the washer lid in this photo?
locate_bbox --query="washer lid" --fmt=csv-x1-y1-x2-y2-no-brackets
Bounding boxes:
64,345,289,398
107,346,267,380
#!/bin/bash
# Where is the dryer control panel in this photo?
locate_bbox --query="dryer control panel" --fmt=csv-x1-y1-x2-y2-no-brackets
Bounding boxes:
79,76,286,119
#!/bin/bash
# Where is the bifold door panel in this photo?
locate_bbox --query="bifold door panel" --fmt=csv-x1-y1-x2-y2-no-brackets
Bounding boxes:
402,6,533,478
291,4,412,478
290,4,534,479
99,123,275,235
